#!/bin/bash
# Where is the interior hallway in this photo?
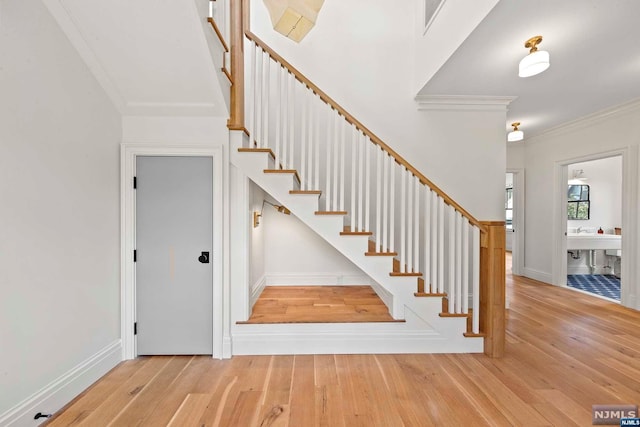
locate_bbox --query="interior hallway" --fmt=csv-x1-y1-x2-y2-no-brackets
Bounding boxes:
45,254,640,426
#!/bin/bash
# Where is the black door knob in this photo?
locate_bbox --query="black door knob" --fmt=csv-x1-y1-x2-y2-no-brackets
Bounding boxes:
198,251,210,263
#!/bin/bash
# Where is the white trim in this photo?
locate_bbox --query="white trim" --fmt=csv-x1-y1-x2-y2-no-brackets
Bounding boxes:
415,95,516,111
264,273,374,286
250,275,267,308
0,340,121,427
523,267,553,284
527,97,640,143
120,144,225,359
507,168,525,276
422,0,447,34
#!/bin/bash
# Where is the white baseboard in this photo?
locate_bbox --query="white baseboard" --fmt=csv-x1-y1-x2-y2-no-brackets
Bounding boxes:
265,273,372,286
523,267,553,284
250,275,267,308
0,340,122,427
369,280,394,315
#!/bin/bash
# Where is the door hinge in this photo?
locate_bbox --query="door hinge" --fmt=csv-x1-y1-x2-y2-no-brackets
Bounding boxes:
134,249,137,262
134,322,137,335
133,176,137,189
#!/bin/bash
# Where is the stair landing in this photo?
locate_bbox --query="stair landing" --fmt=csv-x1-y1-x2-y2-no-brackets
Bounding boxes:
238,285,404,324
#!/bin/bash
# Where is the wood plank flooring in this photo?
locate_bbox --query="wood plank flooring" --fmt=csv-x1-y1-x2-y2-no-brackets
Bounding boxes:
238,285,403,323
46,254,640,426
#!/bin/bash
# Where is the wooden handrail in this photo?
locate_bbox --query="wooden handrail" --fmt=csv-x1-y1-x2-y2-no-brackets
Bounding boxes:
207,18,229,53
245,30,486,233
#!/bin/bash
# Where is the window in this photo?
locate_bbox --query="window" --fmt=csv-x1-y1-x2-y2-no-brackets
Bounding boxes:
505,187,513,229
568,184,590,220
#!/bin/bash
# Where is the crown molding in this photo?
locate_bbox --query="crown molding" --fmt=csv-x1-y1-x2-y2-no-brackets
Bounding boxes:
415,95,517,111
526,97,640,143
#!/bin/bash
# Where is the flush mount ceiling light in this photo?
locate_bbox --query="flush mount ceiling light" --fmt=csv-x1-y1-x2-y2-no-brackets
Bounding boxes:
263,0,325,43
518,35,550,77
507,122,524,142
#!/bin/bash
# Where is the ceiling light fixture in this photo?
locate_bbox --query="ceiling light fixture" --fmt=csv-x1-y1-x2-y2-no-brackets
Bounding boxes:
507,122,524,142
519,35,550,77
263,0,325,43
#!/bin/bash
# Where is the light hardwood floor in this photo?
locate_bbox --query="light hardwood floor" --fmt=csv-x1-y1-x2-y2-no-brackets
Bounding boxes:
46,254,640,426
238,285,402,323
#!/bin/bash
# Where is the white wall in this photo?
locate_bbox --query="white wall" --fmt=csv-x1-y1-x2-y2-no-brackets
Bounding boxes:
249,181,266,289
0,0,121,419
250,0,505,221
413,0,499,94
506,100,640,308
261,204,368,284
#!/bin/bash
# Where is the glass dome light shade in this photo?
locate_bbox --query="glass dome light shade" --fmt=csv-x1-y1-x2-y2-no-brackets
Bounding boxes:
519,50,550,77
507,130,524,142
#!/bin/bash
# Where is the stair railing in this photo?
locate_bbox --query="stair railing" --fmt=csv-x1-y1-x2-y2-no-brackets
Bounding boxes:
245,30,487,331
217,0,505,356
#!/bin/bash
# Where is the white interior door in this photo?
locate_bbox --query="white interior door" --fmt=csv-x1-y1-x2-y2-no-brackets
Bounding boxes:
136,156,213,355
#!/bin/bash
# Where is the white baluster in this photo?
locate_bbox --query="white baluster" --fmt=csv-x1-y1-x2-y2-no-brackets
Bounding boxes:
288,73,294,169
262,51,269,150
400,167,406,269
350,126,357,231
462,218,470,314
382,153,389,253
332,114,339,211
375,147,382,252
448,205,456,313
472,226,480,333
408,173,414,273
455,212,462,314
389,157,395,253
424,188,431,292
414,177,420,274
430,191,437,294
437,196,445,294
248,41,256,145
274,64,281,167
364,136,371,233
357,131,364,231
314,98,320,190
300,87,307,191
339,119,346,212
255,46,263,148
281,68,288,165
307,90,313,190
325,105,332,210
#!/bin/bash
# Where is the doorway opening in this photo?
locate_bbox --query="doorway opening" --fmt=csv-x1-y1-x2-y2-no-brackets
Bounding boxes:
565,156,622,302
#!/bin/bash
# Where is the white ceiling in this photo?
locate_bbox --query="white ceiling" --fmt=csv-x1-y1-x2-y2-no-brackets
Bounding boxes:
43,0,227,116
420,0,640,139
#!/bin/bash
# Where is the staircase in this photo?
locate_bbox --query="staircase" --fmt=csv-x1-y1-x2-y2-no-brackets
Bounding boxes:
208,5,505,356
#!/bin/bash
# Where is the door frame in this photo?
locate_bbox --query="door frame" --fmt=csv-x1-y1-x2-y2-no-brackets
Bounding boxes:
507,168,525,276
121,144,224,359
551,146,638,309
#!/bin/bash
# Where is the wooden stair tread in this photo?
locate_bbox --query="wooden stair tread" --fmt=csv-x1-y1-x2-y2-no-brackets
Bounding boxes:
315,211,348,215
414,292,447,297
463,332,486,338
389,272,422,277
341,231,373,236
263,169,301,184
238,147,275,159
290,190,321,195
439,312,469,318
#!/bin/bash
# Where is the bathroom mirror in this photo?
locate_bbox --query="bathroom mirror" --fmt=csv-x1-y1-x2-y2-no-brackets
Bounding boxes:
567,184,590,220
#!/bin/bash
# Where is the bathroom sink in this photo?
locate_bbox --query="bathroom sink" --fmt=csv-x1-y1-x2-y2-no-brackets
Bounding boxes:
566,233,621,250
